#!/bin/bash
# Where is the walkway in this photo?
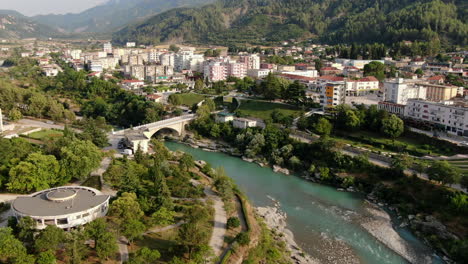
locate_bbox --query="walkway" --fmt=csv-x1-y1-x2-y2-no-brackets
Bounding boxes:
144,221,185,235
117,237,129,264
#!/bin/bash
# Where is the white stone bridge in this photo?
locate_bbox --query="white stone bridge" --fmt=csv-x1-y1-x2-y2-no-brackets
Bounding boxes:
114,114,196,153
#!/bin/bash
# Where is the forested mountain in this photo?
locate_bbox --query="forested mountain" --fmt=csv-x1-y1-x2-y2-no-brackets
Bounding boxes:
113,0,468,46
32,0,214,33
0,10,59,39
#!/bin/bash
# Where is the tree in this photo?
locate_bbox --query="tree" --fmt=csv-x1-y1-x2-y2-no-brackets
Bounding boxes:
178,222,209,259
151,167,173,210
194,79,204,91
285,81,306,105
169,44,180,53
0,227,32,264
36,251,56,264
427,161,462,185
8,153,60,193
179,153,194,170
121,219,146,243
381,114,404,139
78,118,109,148
34,225,66,252
128,247,161,264
8,109,22,121
168,94,181,106
336,106,361,130
65,230,88,264
314,118,332,136
85,218,107,249
363,61,385,81
59,139,102,182
150,207,175,226
390,153,412,174
96,231,117,260
227,217,240,229
110,192,144,221
17,217,36,244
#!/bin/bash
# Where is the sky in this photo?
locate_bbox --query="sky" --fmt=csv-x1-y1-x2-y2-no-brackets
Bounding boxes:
0,0,107,16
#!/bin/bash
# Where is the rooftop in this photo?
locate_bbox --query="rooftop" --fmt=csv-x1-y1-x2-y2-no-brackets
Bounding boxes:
13,187,109,217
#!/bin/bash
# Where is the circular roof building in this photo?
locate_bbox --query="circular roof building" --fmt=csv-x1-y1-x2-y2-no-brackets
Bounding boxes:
12,186,110,230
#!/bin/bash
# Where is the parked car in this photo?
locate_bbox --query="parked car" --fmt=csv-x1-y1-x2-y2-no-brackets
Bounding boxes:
122,149,133,155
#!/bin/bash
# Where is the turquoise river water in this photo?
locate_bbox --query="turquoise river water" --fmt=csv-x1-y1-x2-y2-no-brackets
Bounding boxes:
165,142,444,264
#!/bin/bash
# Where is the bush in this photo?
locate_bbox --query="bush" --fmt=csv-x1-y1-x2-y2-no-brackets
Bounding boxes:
236,232,250,245
227,217,241,229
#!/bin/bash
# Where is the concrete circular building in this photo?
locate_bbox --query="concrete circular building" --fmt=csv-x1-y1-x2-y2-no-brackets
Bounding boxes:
12,186,110,230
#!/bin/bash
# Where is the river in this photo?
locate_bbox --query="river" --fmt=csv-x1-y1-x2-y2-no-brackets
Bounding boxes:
165,141,444,264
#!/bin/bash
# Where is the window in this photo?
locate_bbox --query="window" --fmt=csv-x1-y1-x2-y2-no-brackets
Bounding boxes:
57,218,68,225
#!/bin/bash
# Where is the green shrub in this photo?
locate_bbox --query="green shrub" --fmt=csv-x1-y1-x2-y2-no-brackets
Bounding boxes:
227,217,241,229
236,232,250,245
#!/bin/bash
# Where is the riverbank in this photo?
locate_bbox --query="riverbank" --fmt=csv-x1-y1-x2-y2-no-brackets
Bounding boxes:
168,135,449,263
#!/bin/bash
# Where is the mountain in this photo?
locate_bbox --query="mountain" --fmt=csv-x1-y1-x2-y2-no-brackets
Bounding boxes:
0,10,59,39
32,0,215,33
112,0,468,46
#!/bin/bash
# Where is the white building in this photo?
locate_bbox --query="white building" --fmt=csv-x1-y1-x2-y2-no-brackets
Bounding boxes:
233,118,257,129
160,53,175,67
126,42,136,48
215,112,235,123
280,70,318,78
320,81,346,109
239,54,260,70
405,100,468,136
345,76,380,96
70,50,82,60
12,186,110,230
383,78,426,105
103,42,112,54
247,69,271,79
175,51,205,72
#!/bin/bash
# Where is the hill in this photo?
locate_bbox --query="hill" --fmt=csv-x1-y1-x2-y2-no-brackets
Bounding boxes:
112,0,468,46
0,10,59,39
32,0,214,33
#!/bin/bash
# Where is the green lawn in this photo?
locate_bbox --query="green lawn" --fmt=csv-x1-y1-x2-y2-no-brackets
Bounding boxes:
27,129,63,140
177,93,206,106
237,100,302,120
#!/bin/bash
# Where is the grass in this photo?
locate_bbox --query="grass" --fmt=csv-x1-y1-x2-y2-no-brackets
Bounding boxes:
333,130,458,157
177,93,206,106
28,129,63,140
447,159,468,176
134,229,179,263
237,100,302,120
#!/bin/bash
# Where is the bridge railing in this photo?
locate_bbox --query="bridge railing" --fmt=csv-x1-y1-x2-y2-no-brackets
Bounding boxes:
114,114,196,135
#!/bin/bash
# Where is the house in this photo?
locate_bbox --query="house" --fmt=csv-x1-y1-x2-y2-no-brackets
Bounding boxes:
126,42,136,48
233,118,257,129
247,69,271,79
428,75,447,85
215,112,235,123
145,94,162,103
122,80,145,90
320,67,341,76
345,76,380,96
88,72,102,78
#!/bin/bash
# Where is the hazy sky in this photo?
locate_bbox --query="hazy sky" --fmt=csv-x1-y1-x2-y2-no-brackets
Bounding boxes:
0,0,107,16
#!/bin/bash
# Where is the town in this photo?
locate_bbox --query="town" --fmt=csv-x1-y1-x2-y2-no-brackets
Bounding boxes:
0,0,467,263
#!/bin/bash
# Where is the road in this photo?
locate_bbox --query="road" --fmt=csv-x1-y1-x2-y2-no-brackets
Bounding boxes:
291,134,467,193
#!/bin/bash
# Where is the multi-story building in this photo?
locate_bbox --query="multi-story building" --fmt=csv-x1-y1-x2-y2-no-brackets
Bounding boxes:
70,50,82,60
383,78,426,105
145,65,174,82
130,65,146,80
320,81,346,109
103,42,113,54
204,61,227,82
160,53,175,67
238,54,260,70
345,76,380,96
227,62,247,79
175,51,205,72
420,83,459,102
405,100,468,136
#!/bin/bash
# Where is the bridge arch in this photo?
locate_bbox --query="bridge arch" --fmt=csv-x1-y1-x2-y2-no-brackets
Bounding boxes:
149,127,181,138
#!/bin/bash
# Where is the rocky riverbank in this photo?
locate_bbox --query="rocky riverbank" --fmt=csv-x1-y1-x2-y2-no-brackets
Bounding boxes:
170,135,451,263
256,206,319,264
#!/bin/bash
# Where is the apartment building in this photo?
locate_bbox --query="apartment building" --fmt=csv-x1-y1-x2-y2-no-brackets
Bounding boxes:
238,54,260,70
320,81,346,109
383,78,426,105
345,76,380,96
405,100,468,136
420,83,459,102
